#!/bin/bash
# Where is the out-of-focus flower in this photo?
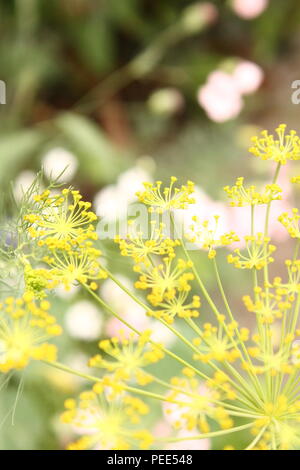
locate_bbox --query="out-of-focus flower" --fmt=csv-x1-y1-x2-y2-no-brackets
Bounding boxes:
198,71,243,122
0,294,61,373
177,186,231,247
65,300,103,341
94,164,153,221
148,88,184,115
101,276,150,337
61,390,153,449
198,60,264,122
182,2,218,33
42,147,78,182
232,0,269,19
101,277,176,347
13,170,36,202
232,61,264,95
55,283,80,300
150,320,176,347
178,182,290,251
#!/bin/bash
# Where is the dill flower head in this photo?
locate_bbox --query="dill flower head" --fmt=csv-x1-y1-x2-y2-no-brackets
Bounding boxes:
147,291,200,324
192,321,242,363
115,221,179,265
42,242,107,291
274,260,300,295
224,177,282,207
136,177,195,213
24,263,59,299
165,371,235,433
249,124,300,164
24,188,98,246
61,389,153,450
228,233,276,269
0,293,62,373
291,175,300,185
88,330,164,385
278,209,300,239
22,188,106,293
243,285,290,325
134,258,195,305
186,215,239,258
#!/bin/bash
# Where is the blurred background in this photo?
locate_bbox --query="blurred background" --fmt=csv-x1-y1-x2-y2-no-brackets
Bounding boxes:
1,0,300,450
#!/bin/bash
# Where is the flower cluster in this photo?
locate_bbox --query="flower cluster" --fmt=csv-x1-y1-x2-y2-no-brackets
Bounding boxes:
249,124,300,164
88,330,164,385
186,215,239,258
224,177,282,207
24,188,106,291
61,388,153,450
0,293,61,373
4,125,300,450
115,221,179,265
278,209,300,239
228,234,276,269
136,177,195,213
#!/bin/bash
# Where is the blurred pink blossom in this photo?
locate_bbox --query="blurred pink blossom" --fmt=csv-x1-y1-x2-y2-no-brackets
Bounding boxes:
179,181,291,253
198,71,243,122
232,61,264,95
232,0,269,19
153,420,172,438
198,60,264,122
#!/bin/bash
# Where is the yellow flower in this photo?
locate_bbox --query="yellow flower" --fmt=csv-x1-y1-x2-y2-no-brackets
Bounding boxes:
61,389,153,450
274,260,300,295
0,294,61,373
224,177,282,207
186,215,239,258
115,221,179,265
250,397,300,450
14,123,300,450
43,243,107,291
24,263,59,298
165,374,233,432
24,188,98,246
88,330,164,385
278,209,300,239
148,291,200,324
192,323,240,363
227,233,276,269
134,258,194,305
243,286,289,324
291,175,300,185
249,124,300,164
136,177,195,213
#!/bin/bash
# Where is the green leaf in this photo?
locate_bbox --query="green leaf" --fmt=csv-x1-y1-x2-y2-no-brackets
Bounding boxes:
68,16,115,74
0,129,44,181
55,112,131,184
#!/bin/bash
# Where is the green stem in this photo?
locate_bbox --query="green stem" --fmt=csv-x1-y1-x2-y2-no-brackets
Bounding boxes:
157,422,253,443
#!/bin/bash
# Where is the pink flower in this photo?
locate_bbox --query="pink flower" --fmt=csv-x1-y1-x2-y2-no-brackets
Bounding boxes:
232,61,264,95
153,420,172,438
198,71,243,122
232,0,269,19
